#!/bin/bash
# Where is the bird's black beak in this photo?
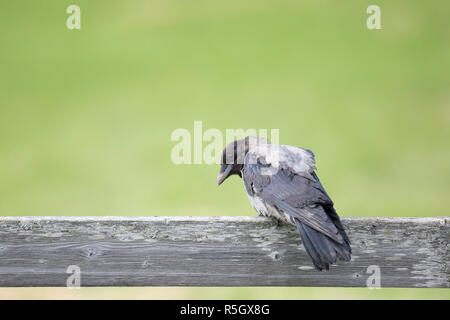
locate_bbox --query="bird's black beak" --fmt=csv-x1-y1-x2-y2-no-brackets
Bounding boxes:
217,164,233,186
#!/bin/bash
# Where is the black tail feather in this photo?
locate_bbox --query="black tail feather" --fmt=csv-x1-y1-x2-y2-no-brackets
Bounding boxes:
295,219,351,271
325,206,352,247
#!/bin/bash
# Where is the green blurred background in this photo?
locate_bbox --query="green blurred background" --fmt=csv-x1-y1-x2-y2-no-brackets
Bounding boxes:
0,0,449,299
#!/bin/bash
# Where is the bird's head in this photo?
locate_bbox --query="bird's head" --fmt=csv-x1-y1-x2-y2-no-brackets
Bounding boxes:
217,136,269,186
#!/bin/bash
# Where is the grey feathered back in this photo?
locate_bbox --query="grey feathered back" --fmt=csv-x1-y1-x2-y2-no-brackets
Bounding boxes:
241,142,351,271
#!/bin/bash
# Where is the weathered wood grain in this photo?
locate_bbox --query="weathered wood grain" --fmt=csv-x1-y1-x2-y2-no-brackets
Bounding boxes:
0,216,448,288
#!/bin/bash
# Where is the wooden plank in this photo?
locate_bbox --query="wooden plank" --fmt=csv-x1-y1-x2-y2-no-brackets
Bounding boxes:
0,216,448,288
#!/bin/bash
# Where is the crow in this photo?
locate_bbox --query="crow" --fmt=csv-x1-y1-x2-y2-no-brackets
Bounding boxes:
217,136,351,271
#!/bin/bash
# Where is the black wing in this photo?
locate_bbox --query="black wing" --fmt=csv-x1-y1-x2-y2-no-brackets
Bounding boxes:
243,151,351,270
243,164,343,242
